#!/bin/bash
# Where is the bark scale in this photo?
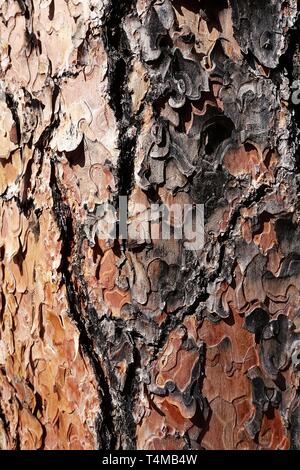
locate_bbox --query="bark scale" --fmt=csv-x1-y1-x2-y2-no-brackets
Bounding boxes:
0,0,300,450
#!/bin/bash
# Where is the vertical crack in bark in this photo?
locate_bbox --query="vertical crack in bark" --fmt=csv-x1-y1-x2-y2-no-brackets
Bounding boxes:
2,0,300,451
104,1,139,201
91,0,142,449
83,307,138,450
5,93,21,146
49,160,116,450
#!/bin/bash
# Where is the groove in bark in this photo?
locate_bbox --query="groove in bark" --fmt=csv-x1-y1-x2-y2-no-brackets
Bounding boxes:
0,0,300,451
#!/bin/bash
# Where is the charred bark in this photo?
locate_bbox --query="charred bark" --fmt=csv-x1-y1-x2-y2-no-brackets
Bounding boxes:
0,0,300,450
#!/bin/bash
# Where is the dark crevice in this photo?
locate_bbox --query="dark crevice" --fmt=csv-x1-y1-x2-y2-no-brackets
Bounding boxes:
103,1,139,205
85,307,138,449
49,0,55,21
17,0,30,19
219,184,270,243
92,3,142,448
49,160,116,450
5,93,21,145
0,401,9,433
207,183,271,283
270,15,300,175
151,279,208,363
65,138,86,168
122,332,142,444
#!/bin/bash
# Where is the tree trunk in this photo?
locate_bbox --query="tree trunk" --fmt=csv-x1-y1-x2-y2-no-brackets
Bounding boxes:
0,0,300,450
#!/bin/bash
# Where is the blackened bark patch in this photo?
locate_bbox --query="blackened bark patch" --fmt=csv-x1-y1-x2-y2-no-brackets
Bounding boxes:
5,93,21,145
104,1,139,200
50,160,116,450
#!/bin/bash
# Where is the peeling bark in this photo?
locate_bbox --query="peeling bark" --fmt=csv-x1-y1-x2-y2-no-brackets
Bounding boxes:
0,0,300,451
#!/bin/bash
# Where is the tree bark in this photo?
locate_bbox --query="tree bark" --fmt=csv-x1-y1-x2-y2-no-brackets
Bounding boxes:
0,0,300,450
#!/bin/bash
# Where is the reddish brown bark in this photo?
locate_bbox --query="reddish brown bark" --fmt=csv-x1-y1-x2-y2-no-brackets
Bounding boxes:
1,0,300,450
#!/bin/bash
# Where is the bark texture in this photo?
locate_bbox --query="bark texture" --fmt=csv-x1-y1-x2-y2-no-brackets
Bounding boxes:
0,0,300,450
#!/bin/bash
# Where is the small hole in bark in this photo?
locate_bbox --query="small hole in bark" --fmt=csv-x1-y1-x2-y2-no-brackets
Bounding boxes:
204,118,234,155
